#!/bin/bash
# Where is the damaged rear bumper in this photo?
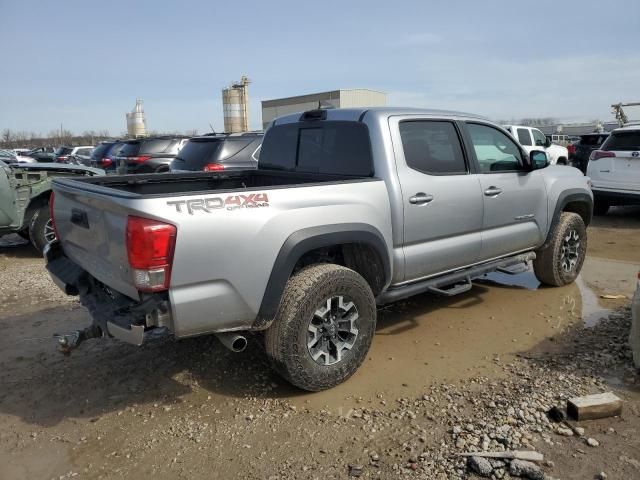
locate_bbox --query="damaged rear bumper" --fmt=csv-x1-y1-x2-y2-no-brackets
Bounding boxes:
44,242,172,347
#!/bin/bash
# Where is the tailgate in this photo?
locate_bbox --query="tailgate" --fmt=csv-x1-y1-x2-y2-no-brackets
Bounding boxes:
51,179,140,300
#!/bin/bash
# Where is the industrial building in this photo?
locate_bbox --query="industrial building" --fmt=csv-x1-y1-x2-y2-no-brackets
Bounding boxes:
222,76,251,133
126,98,146,138
261,89,386,128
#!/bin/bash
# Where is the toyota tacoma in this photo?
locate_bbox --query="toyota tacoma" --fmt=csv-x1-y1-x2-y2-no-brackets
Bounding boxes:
45,107,593,391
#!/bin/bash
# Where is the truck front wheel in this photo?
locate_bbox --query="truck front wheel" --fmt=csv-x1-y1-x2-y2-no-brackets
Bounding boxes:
265,264,377,391
533,212,587,287
29,204,56,253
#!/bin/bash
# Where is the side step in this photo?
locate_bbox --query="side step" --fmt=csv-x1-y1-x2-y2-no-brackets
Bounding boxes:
376,252,536,305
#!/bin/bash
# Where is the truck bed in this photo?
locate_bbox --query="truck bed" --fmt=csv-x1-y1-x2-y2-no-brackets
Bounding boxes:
53,169,374,198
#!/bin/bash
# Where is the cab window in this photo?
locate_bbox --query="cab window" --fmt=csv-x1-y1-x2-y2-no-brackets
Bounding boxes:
532,129,547,147
467,123,524,173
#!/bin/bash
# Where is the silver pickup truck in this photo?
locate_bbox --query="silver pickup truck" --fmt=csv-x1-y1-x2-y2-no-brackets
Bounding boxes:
45,107,593,391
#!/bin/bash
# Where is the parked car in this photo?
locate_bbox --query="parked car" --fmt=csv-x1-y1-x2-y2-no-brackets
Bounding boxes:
15,150,36,163
55,146,93,164
587,124,640,215
504,125,569,165
116,136,189,174
0,160,103,251
0,149,19,164
170,132,262,172
27,146,57,162
89,141,125,172
46,107,593,391
569,133,610,174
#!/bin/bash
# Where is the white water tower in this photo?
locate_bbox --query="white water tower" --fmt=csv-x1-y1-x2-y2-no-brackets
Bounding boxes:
126,99,147,138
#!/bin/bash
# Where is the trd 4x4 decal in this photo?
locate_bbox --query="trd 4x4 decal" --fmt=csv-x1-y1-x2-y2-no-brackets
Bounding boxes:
167,193,269,214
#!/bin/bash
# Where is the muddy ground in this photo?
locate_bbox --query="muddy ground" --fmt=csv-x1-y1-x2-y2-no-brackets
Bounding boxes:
0,207,639,480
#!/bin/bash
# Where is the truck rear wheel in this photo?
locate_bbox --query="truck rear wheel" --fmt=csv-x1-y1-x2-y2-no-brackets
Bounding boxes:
28,204,56,253
265,264,376,391
533,212,587,287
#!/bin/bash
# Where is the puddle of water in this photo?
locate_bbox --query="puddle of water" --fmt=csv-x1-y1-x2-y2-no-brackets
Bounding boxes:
292,256,639,410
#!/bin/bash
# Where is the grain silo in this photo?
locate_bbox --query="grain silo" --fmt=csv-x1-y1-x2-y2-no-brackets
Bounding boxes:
126,98,147,138
222,76,250,133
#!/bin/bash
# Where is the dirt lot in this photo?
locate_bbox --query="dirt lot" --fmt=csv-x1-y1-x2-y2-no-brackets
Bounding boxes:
1,207,639,480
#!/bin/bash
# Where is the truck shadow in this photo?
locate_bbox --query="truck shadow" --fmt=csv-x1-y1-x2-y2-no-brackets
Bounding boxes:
0,236,40,259
0,274,582,426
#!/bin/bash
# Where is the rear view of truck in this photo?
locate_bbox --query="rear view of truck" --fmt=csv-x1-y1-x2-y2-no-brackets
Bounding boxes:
46,111,393,390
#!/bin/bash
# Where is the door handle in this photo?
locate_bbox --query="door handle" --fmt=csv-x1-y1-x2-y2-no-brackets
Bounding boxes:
409,193,434,205
484,186,503,197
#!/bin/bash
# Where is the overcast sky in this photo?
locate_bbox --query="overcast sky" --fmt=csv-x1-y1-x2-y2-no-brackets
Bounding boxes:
1,0,639,135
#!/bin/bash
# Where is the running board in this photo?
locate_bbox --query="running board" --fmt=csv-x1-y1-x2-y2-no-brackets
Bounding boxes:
376,252,536,305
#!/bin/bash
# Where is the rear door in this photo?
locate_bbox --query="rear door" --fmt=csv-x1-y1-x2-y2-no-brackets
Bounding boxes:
463,122,548,260
390,117,483,281
590,129,640,193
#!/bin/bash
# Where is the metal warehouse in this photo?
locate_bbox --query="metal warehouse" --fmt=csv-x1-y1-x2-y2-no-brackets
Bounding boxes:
261,88,386,128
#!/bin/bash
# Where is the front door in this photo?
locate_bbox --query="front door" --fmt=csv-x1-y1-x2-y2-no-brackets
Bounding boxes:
391,117,484,282
464,122,548,260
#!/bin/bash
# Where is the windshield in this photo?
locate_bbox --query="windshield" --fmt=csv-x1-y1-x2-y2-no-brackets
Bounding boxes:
55,147,73,156
259,121,373,176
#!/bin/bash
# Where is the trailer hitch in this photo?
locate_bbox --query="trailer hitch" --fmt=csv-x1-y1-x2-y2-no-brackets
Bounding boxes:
53,324,103,355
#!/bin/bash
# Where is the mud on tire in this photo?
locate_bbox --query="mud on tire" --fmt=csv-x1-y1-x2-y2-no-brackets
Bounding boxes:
533,212,587,287
265,264,376,391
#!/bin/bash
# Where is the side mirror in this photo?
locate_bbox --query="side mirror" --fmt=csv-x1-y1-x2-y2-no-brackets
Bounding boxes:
530,150,549,170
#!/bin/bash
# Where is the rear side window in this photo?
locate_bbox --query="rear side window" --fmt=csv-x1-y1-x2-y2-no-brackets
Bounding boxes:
139,139,174,154
602,131,640,151
516,128,532,146
399,121,467,174
259,121,373,176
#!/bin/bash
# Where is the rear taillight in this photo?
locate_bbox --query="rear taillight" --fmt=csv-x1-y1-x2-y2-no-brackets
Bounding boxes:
49,191,59,241
567,144,576,155
126,216,177,292
128,155,152,163
203,163,225,172
100,157,113,167
590,150,615,161
56,156,66,162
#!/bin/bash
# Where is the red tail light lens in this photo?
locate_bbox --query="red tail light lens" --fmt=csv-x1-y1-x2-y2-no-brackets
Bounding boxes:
128,155,152,164
203,163,225,172
49,191,59,241
100,157,113,167
567,144,576,155
126,216,177,292
56,156,66,162
590,150,615,161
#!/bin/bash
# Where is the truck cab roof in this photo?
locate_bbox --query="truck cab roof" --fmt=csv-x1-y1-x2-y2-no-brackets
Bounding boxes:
272,107,489,126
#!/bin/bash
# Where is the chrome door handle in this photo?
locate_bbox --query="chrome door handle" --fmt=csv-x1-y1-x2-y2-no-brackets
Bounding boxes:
484,186,503,197
409,193,434,205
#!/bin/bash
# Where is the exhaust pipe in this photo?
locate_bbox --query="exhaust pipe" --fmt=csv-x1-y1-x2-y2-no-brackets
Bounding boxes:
215,332,247,353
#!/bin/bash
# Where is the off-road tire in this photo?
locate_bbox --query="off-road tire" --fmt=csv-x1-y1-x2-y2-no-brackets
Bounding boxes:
265,264,376,391
533,212,587,287
593,199,610,216
28,204,54,253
